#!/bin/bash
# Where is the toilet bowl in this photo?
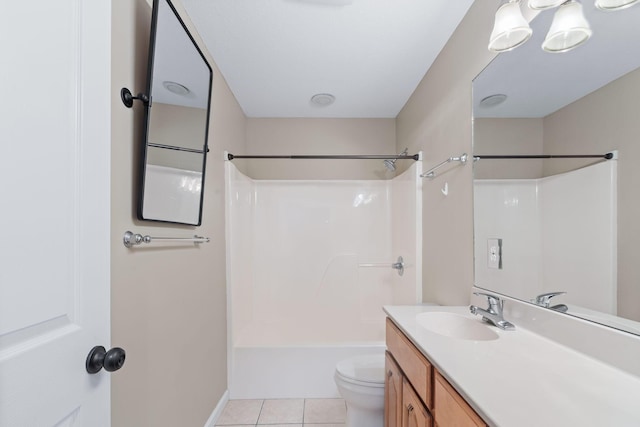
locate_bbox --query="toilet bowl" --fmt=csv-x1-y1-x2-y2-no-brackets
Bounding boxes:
334,354,385,427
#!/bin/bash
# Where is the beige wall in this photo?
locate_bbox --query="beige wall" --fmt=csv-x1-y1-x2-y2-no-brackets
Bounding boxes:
147,103,208,171
396,1,497,305
111,1,246,426
149,103,208,151
544,67,640,321
245,118,397,180
473,118,544,179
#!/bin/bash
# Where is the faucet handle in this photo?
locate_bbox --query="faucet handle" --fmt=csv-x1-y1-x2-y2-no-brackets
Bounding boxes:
473,292,503,311
533,291,566,308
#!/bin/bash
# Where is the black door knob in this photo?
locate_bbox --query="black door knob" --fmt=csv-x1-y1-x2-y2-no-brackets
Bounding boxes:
86,345,126,374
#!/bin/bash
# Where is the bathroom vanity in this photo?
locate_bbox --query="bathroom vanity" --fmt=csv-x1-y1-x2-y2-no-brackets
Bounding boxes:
384,304,640,427
385,316,485,427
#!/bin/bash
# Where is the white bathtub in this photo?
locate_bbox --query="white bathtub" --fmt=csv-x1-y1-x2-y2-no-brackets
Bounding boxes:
229,343,386,399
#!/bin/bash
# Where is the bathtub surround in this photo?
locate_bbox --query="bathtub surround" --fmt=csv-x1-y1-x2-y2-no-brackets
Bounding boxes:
474,161,617,314
226,163,422,398
142,164,203,224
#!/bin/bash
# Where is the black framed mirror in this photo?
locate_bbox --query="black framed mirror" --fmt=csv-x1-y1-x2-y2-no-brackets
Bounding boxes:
138,0,213,226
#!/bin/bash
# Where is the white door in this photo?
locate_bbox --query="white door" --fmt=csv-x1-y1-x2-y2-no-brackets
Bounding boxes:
0,1,112,426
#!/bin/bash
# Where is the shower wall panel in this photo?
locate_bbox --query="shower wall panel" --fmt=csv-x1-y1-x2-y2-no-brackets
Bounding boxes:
226,163,422,347
391,162,422,304
143,164,202,224
225,162,422,397
474,161,616,313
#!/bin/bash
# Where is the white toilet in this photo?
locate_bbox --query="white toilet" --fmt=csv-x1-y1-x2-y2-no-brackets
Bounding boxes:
334,354,385,427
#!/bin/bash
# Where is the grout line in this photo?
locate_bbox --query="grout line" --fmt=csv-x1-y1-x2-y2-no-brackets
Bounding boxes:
302,398,306,425
256,399,265,426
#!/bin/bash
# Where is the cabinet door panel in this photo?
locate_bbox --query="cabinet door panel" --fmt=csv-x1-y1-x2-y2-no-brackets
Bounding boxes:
385,352,403,427
402,378,432,427
387,318,433,409
434,372,486,427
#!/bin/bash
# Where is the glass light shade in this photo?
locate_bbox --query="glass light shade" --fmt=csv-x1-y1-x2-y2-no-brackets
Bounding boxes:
528,0,565,9
488,1,533,52
542,1,592,53
595,0,639,10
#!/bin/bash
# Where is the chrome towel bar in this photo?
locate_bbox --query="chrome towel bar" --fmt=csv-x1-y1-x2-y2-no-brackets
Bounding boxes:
123,231,210,248
358,256,404,276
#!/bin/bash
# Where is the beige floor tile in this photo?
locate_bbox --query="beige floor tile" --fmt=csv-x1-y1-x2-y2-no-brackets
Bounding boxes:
216,399,264,425
303,424,346,427
257,398,304,424
303,399,346,424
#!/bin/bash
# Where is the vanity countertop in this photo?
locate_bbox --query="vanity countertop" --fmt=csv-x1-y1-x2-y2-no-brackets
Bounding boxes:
384,304,640,427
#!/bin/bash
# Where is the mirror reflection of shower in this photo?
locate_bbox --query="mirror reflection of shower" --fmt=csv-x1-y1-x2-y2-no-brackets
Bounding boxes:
384,148,409,171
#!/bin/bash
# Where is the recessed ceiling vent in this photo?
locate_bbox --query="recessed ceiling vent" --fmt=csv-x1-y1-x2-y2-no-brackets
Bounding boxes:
479,94,507,108
310,93,336,107
163,81,190,96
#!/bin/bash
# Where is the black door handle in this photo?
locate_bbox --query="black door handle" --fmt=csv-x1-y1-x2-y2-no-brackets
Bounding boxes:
86,345,126,374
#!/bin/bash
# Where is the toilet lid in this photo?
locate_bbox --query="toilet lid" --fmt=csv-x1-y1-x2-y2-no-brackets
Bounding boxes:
335,354,385,385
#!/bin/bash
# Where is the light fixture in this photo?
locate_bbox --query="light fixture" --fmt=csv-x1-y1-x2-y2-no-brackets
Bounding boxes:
489,0,636,54
528,0,565,9
162,81,190,96
595,0,639,10
542,0,592,52
310,93,335,106
488,1,533,52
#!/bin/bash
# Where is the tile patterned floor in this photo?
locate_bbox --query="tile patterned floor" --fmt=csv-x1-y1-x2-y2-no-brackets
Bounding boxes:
216,398,346,426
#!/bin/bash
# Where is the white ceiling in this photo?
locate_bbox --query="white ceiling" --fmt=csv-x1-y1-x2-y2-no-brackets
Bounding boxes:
153,0,211,109
180,0,474,118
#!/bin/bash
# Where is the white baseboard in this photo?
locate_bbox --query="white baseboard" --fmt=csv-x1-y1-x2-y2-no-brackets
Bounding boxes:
203,389,229,427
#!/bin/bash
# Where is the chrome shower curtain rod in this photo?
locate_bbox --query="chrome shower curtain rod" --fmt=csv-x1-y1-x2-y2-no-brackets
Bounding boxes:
474,153,614,160
226,153,420,161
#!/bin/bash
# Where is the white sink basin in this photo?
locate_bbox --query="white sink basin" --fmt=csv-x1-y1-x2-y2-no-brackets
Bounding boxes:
416,312,499,341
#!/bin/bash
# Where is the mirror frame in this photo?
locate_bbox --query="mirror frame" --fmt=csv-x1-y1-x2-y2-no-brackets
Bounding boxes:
138,0,213,226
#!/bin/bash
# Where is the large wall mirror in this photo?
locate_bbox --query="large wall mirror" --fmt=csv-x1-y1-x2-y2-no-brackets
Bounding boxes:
138,0,213,226
472,3,640,335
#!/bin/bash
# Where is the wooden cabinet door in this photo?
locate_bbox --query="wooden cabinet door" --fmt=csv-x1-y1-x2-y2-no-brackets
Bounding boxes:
385,352,403,427
387,319,433,409
434,372,486,427
402,378,432,427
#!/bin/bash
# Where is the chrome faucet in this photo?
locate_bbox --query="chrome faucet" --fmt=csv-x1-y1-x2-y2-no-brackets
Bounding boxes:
532,291,566,308
469,292,515,330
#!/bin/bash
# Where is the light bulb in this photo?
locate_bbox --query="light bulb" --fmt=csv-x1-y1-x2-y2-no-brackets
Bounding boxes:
488,1,533,52
542,0,592,53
